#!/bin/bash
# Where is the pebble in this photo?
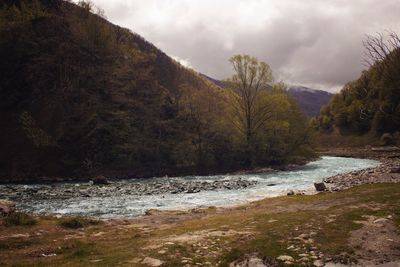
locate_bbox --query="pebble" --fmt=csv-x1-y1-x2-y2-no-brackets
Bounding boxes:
313,259,324,267
0,178,258,203
277,255,294,262
142,257,164,267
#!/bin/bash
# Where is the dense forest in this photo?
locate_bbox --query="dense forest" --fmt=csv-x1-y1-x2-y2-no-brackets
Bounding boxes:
0,0,314,182
313,32,400,140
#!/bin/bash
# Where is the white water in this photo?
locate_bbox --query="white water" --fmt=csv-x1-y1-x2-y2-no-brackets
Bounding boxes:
11,156,379,218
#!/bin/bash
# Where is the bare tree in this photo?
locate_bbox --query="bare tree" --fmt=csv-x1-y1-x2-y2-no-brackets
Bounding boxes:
226,54,273,147
363,31,400,67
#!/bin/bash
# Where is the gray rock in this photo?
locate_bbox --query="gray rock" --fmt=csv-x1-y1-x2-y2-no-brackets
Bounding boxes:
0,199,16,216
314,182,327,192
277,255,294,262
142,257,164,266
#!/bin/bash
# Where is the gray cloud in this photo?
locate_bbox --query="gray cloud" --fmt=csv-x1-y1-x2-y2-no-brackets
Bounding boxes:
90,0,400,92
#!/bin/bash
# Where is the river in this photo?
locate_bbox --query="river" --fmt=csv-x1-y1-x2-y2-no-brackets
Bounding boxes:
0,156,379,218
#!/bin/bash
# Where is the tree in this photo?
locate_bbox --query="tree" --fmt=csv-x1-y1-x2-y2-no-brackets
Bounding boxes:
363,31,400,68
226,55,273,157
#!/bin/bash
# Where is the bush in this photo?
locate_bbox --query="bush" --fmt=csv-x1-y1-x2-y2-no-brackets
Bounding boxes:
59,217,99,229
3,213,37,227
381,133,395,146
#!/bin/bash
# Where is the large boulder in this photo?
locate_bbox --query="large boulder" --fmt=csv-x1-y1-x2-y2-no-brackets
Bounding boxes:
314,182,327,192
0,200,16,216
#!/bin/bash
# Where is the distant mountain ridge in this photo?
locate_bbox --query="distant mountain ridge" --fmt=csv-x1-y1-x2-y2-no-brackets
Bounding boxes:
201,75,333,117
287,86,333,117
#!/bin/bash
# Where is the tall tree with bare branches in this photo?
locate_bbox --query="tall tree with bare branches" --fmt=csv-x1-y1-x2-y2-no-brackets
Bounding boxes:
363,31,400,68
226,55,273,164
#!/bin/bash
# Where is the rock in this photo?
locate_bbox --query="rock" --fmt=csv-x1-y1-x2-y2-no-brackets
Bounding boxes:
313,259,324,267
142,257,164,267
91,175,108,185
41,253,57,257
230,256,267,267
287,190,295,196
0,199,16,216
277,255,294,262
389,167,400,173
314,182,327,192
300,257,310,262
371,146,400,152
144,209,161,216
373,218,388,224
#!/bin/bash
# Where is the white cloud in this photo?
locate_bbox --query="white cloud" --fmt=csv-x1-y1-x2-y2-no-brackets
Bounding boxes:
170,55,192,68
89,0,400,92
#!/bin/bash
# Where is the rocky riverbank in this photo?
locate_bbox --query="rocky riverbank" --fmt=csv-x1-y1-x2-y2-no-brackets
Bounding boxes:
321,147,400,191
0,178,257,202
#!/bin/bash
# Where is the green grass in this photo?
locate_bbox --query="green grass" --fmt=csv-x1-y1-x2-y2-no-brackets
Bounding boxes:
2,212,37,227
0,183,399,266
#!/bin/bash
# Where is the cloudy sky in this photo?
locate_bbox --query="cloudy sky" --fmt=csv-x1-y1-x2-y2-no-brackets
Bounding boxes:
89,0,400,92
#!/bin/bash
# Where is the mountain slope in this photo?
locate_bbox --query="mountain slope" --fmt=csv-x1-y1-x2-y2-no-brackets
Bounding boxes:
287,86,333,117
0,0,316,182
0,0,223,181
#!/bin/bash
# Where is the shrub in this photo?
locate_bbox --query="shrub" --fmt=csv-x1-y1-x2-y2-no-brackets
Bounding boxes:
3,213,37,227
59,217,99,229
381,133,395,146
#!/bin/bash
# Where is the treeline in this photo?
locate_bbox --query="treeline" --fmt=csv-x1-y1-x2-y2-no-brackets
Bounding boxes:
0,0,314,182
312,32,400,137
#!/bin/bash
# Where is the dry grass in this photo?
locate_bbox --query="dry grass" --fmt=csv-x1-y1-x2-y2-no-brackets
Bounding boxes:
0,183,399,266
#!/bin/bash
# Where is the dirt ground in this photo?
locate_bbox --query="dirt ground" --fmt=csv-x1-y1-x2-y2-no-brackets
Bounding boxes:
1,148,400,266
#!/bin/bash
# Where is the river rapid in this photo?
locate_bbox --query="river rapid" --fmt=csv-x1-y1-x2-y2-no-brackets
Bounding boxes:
0,156,379,218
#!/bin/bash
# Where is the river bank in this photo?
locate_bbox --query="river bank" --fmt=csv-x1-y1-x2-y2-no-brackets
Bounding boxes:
1,183,399,266
0,156,378,218
319,146,400,191
1,148,399,266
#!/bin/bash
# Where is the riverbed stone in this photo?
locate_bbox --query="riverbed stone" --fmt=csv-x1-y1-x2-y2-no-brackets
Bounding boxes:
142,257,164,266
0,199,16,216
314,182,327,192
277,255,294,262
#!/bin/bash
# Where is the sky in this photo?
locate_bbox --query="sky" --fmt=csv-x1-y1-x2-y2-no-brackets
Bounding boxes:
88,0,400,92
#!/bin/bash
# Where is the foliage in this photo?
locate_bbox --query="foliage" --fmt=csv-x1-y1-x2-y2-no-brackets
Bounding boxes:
0,0,315,181
380,133,395,146
225,60,315,166
316,32,400,135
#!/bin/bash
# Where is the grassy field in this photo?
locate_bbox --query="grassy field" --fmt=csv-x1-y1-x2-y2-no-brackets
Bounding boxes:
1,183,400,266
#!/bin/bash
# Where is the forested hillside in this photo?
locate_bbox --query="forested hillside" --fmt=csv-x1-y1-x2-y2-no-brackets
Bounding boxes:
0,0,314,182
313,33,400,138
